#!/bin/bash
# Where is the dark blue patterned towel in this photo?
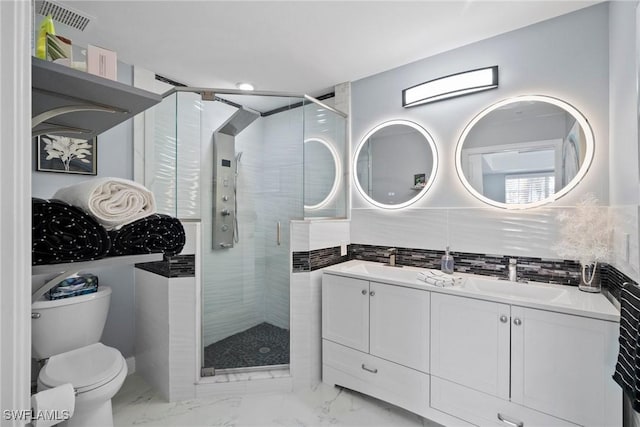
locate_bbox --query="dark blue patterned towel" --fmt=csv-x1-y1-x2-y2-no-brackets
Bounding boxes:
108,214,185,257
613,282,640,410
32,198,111,265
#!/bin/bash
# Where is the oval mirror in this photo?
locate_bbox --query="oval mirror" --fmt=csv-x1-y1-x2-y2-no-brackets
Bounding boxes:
304,138,340,210
456,95,594,209
354,120,438,209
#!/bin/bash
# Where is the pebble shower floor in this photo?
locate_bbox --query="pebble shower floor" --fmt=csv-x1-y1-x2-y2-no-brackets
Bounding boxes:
203,322,289,370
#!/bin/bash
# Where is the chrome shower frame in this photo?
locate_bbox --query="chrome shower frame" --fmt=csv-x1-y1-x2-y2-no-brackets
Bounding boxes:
161,87,347,119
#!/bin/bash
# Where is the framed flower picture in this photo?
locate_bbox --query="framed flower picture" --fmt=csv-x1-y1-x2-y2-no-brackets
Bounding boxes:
36,135,97,175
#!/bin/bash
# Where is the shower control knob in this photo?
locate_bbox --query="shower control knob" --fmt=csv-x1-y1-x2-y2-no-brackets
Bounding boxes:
221,209,231,216
222,195,229,202
221,225,229,232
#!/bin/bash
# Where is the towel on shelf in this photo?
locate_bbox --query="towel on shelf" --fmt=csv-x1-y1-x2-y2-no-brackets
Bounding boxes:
417,270,463,287
53,177,156,230
108,214,185,257
613,282,640,411
32,198,111,265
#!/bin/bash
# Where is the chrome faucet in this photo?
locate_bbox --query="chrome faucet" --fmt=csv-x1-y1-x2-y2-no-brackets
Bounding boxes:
387,248,397,267
508,258,518,282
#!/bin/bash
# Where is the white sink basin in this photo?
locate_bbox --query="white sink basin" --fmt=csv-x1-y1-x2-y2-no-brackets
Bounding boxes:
343,262,426,282
461,276,572,304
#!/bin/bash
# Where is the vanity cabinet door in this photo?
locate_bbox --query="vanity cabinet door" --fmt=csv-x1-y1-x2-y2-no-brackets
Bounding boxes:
369,281,430,373
431,293,510,400
510,306,621,427
322,274,370,353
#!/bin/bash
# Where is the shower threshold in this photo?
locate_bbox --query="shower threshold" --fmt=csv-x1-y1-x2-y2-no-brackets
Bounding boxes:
201,363,290,378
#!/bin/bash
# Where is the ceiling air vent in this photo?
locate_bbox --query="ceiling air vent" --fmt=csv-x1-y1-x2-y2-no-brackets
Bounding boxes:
36,0,93,31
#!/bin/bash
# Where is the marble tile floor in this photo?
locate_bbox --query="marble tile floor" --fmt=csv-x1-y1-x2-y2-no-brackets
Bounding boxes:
112,373,443,427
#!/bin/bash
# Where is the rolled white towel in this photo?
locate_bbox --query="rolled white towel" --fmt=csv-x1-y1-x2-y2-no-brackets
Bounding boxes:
417,270,462,287
53,177,156,230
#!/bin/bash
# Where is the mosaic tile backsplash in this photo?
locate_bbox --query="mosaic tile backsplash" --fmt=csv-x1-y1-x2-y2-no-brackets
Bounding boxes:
292,243,638,299
349,244,583,285
292,246,349,272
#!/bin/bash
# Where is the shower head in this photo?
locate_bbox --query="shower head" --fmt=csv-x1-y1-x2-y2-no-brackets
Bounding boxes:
217,108,260,136
236,152,243,163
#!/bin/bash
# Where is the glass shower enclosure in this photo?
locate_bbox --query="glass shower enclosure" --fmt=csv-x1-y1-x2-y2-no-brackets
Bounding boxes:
145,88,347,376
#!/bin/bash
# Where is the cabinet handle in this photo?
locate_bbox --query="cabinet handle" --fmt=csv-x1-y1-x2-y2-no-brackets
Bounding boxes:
513,318,522,326
369,291,375,297
499,315,508,323
361,289,367,295
361,364,378,374
497,413,524,427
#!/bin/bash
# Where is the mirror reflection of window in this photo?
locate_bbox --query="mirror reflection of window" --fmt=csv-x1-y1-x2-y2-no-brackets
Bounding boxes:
458,97,592,208
505,172,555,204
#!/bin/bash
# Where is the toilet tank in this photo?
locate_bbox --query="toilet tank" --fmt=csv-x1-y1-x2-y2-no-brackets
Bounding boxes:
31,286,112,360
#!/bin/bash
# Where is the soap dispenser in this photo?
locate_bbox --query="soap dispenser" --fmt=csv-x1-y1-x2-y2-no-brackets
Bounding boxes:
441,246,454,274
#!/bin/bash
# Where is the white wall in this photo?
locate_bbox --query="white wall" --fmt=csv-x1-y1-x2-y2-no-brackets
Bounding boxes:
350,3,610,260
609,0,640,284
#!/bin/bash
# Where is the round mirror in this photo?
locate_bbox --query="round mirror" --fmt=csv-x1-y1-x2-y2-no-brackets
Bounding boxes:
354,120,438,209
456,95,594,209
304,138,340,210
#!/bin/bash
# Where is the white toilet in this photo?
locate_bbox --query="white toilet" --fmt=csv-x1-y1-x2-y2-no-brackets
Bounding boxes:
32,286,127,427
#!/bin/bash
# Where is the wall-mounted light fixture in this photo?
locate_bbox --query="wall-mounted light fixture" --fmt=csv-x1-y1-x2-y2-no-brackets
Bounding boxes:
402,66,499,107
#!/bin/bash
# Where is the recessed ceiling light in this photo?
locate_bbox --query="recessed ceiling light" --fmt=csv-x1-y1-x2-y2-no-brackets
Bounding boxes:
236,82,254,91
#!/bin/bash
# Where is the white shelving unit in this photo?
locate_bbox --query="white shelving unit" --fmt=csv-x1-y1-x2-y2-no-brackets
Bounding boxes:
31,57,165,301
32,56,162,138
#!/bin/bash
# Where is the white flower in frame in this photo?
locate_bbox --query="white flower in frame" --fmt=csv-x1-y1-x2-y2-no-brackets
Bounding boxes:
40,135,95,173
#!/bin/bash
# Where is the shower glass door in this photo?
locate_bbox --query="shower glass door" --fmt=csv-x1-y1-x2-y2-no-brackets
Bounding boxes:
200,95,304,374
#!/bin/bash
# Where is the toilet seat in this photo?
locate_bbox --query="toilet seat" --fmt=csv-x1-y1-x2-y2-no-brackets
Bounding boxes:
39,343,125,393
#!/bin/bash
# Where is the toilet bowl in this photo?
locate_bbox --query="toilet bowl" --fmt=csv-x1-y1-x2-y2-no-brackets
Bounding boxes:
32,286,127,426
37,343,127,427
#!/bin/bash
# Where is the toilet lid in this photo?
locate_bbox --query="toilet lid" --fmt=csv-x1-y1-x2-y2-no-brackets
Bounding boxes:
39,343,124,392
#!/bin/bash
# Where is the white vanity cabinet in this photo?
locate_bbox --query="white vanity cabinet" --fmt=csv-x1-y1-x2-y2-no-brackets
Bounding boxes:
322,274,370,353
430,292,620,427
430,293,511,399
322,273,436,420
322,273,430,372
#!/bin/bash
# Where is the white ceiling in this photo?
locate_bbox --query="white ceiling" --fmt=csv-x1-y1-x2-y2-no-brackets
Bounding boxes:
51,1,601,110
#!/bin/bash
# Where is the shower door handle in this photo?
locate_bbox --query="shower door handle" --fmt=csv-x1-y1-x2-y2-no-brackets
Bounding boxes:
276,221,281,246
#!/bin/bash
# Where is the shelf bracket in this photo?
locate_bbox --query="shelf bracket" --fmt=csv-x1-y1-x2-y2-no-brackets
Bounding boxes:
32,105,121,129
32,270,80,303
32,124,93,137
